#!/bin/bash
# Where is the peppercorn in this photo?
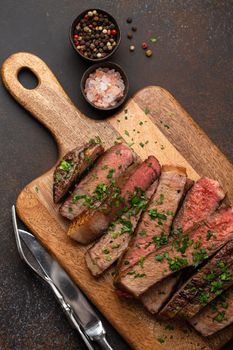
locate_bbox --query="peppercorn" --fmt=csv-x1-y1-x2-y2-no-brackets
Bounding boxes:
132,26,137,32
126,17,132,23
127,32,133,39
145,49,153,57
142,42,148,49
111,29,117,36
129,45,135,51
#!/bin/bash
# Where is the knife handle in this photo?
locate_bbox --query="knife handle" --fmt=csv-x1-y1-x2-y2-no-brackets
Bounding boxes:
95,335,114,350
47,279,95,350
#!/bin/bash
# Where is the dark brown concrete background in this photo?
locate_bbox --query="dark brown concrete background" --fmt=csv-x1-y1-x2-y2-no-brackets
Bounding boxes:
0,1,232,349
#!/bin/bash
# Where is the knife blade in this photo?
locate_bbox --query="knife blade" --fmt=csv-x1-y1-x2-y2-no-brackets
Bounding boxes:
12,206,113,350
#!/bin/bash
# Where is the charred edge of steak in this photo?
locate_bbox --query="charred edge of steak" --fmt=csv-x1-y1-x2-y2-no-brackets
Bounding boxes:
59,143,135,220
190,286,233,337
178,240,233,319
53,140,104,203
68,157,160,245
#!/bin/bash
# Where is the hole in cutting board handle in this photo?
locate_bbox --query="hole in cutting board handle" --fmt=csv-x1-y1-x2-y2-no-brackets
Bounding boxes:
18,68,39,90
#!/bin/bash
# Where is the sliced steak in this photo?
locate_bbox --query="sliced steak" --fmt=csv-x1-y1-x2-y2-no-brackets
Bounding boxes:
86,180,159,276
140,275,180,314
173,177,225,233
161,240,233,319
68,156,161,244
144,177,225,314
116,165,187,276
190,286,233,336
53,140,104,203
60,143,135,220
117,206,233,297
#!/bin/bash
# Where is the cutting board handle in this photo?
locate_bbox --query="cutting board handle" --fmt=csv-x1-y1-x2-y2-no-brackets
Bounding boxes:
1,52,88,154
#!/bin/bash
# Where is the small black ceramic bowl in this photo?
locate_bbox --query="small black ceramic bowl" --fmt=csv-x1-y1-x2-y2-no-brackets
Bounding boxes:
70,9,121,62
81,61,129,111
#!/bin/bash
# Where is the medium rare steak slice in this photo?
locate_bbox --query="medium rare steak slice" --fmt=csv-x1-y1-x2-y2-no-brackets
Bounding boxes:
86,180,159,276
116,165,187,276
117,206,233,297
140,275,180,314
53,140,104,203
173,177,225,233
60,143,134,220
190,286,233,336
68,156,160,244
143,177,225,314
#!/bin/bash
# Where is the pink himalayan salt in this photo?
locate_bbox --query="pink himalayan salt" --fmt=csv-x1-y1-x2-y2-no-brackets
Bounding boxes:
84,68,125,108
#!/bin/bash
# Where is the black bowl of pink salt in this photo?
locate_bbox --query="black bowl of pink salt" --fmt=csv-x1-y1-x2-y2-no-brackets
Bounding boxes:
70,9,121,62
81,62,129,111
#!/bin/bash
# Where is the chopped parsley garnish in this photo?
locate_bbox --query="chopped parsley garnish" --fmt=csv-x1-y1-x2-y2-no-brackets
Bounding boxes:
148,208,167,224
167,256,188,271
165,324,174,331
35,186,39,193
139,142,144,148
111,243,120,249
164,124,170,129
55,173,62,183
152,233,169,247
207,230,214,241
199,292,209,306
144,107,150,115
211,281,223,294
105,256,112,262
127,271,146,278
157,336,165,344
139,121,143,126
59,160,72,172
138,256,145,268
139,230,147,237
124,130,130,137
192,248,209,267
213,311,225,322
157,193,164,205
107,168,115,179
102,248,110,254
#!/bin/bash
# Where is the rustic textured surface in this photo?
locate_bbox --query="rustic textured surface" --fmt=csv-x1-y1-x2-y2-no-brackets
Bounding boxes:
0,1,232,350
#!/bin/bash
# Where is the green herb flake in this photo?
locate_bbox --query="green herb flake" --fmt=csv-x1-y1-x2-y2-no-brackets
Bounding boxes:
112,243,120,249
207,230,214,241
150,36,157,43
157,336,165,344
107,168,115,179
139,230,147,237
35,186,39,193
138,256,145,268
124,130,130,137
164,124,170,129
102,248,110,254
144,107,150,115
213,311,225,322
167,256,188,272
105,256,112,262
139,121,143,126
139,142,144,148
59,160,72,172
165,324,174,331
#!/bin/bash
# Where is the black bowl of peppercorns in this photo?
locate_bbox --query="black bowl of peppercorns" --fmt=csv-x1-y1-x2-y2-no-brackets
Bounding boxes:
70,9,121,62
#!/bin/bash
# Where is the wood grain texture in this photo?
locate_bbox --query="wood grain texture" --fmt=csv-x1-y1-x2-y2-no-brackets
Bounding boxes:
1,52,233,350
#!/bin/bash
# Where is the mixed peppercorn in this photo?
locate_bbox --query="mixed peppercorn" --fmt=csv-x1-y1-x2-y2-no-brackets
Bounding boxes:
73,10,118,59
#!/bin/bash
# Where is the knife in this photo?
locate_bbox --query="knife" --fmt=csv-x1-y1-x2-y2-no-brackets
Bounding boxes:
12,205,113,350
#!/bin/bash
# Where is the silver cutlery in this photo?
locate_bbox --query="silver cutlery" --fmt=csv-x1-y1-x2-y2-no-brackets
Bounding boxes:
12,205,113,350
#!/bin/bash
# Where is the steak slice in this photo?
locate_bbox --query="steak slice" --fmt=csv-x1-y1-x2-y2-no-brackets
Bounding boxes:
60,143,134,220
173,177,225,233
86,180,159,276
144,177,225,314
115,165,187,277
190,286,233,336
117,206,233,297
68,156,161,244
161,240,233,319
53,140,104,203
140,275,180,314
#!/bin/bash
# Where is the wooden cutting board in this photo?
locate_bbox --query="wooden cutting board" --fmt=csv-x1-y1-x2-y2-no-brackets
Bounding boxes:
2,52,233,350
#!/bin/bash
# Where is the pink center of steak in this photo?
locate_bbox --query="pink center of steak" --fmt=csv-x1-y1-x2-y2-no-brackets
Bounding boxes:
173,177,225,233
119,167,187,272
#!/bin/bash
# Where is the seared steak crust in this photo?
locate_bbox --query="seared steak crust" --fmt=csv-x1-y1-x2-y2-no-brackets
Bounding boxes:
60,143,134,220
68,156,160,244
190,286,233,336
53,141,104,203
117,207,233,297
